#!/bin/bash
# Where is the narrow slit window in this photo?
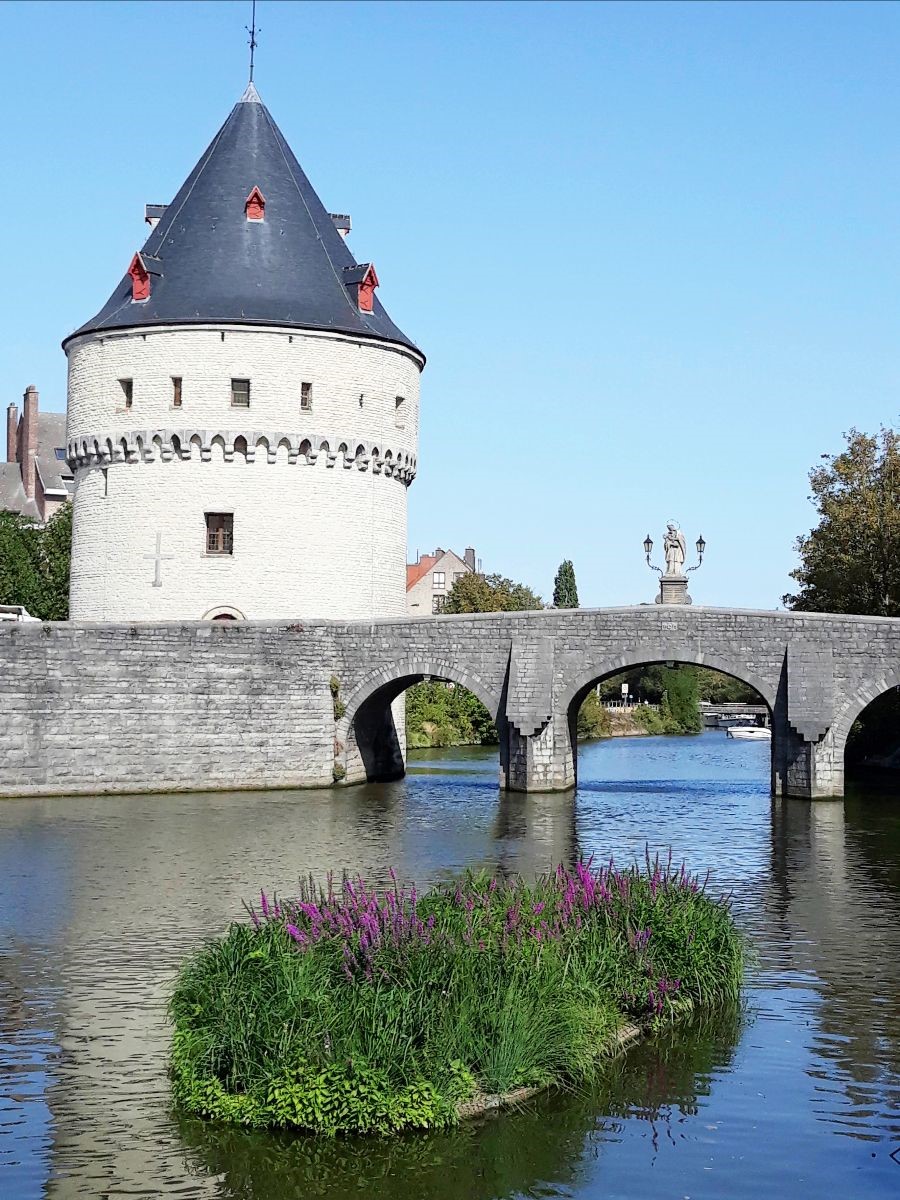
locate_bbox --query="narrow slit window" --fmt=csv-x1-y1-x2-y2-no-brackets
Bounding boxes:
300,381,313,412
205,512,234,555
231,378,250,408
395,395,406,428
119,378,133,409
172,376,183,408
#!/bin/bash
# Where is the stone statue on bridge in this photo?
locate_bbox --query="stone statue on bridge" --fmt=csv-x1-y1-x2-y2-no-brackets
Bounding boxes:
663,523,687,576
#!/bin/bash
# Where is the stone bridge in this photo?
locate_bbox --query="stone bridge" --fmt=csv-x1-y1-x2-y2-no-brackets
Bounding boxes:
2,605,899,801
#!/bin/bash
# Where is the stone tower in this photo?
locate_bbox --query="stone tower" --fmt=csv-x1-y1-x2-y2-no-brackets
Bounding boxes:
64,84,423,621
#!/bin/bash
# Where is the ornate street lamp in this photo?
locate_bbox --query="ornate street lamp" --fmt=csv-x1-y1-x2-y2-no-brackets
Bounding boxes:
687,534,706,574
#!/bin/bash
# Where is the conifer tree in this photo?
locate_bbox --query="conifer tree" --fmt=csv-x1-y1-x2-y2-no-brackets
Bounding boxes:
552,560,579,608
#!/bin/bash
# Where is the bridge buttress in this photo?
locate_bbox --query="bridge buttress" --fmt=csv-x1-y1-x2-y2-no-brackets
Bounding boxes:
773,649,843,798
500,714,576,793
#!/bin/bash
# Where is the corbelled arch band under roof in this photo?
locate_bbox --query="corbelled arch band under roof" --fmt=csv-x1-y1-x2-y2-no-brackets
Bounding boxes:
63,83,422,361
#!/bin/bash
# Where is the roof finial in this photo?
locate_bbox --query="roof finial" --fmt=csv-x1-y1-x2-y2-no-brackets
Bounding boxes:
246,0,259,83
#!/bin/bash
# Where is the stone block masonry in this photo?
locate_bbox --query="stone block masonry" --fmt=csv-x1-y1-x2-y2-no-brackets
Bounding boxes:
2,606,900,801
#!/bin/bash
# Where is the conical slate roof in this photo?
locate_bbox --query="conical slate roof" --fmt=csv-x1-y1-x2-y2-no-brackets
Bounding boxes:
64,84,421,357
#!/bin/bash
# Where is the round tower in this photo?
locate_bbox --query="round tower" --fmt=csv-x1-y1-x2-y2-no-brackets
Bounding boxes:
64,84,423,622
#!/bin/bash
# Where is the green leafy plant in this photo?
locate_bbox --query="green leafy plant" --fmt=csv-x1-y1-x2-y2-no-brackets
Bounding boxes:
0,503,71,620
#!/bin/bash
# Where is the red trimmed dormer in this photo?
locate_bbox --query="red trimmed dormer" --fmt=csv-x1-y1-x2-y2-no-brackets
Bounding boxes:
343,263,379,313
245,186,266,221
128,253,151,302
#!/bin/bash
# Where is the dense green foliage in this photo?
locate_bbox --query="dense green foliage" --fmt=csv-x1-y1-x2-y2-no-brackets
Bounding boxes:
784,427,900,617
598,666,704,734
692,667,760,705
406,681,498,748
576,690,612,739
170,859,744,1136
443,571,542,614
0,504,71,620
552,560,579,608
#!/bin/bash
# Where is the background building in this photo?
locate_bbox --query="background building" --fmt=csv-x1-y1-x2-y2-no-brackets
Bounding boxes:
2,386,72,523
406,546,476,615
64,84,423,622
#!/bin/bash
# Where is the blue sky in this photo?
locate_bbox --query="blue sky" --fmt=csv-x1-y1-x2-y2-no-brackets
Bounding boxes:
2,1,898,608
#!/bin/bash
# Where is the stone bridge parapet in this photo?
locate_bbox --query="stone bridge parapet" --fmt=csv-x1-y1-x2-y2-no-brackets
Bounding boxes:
2,606,899,800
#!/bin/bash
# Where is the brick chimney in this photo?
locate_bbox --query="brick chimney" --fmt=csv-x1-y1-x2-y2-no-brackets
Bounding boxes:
20,385,38,498
6,403,17,463
464,546,476,572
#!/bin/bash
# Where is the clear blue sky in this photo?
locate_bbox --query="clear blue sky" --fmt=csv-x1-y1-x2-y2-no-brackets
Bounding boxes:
3,1,898,609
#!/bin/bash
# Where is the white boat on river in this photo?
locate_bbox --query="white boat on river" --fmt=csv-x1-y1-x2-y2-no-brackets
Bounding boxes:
726,725,772,741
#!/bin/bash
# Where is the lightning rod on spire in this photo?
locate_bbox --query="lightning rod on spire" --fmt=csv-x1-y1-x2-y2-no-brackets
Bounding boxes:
246,0,259,83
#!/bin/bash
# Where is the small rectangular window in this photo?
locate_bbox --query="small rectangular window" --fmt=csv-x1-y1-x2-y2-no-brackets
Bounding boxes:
102,468,108,498
205,512,234,555
300,381,313,412
432,594,446,614
453,571,465,582
231,378,250,408
433,571,445,590
172,376,183,408
119,378,133,409
395,396,406,428
54,448,66,461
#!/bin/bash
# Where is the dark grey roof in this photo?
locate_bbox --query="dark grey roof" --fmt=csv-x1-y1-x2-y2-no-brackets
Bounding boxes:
36,412,71,492
64,84,421,360
0,463,39,520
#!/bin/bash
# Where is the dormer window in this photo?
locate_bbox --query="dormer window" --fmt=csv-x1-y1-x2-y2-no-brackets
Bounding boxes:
343,263,379,314
245,186,266,221
128,253,150,302
127,251,161,303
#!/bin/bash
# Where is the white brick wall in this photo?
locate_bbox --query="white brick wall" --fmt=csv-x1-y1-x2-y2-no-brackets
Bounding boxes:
66,325,422,621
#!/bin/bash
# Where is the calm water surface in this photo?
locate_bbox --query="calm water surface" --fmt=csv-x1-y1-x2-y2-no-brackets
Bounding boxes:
2,731,899,1198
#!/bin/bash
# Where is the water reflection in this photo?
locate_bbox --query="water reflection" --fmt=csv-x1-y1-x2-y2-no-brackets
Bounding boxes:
0,733,898,1198
174,1005,744,1200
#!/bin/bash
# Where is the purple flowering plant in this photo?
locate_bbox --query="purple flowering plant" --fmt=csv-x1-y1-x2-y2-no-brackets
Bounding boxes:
171,850,743,1135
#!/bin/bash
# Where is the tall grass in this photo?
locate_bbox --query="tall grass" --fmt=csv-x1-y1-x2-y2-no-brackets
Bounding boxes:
170,853,743,1135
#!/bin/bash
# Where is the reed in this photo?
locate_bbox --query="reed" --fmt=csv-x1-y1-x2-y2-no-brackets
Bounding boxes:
170,852,743,1135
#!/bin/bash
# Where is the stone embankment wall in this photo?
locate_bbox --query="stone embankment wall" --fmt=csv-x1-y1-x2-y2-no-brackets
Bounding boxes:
2,606,900,800
0,623,335,797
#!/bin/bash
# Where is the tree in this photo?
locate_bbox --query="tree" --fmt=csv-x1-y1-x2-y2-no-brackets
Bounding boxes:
552,559,579,608
0,503,72,620
659,666,703,734
784,427,900,616
443,571,542,614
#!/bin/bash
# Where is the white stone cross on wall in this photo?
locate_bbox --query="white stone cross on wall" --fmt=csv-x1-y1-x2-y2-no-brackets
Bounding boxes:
143,532,174,588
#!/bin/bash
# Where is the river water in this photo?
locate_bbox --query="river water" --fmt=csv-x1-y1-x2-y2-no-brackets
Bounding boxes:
1,730,899,1198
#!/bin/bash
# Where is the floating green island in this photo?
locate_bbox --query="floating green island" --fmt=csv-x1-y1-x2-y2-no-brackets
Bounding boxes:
169,856,743,1136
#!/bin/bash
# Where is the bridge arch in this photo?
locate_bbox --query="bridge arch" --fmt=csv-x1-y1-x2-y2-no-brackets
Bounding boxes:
338,658,503,785
830,667,900,777
557,646,776,791
558,647,778,718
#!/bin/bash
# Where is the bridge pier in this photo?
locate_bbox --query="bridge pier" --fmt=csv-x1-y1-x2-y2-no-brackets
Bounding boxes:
772,719,843,799
501,715,578,792
500,716,575,792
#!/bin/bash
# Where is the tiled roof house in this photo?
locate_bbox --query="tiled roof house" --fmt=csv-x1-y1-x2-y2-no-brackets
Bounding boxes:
407,546,476,615
2,386,72,523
